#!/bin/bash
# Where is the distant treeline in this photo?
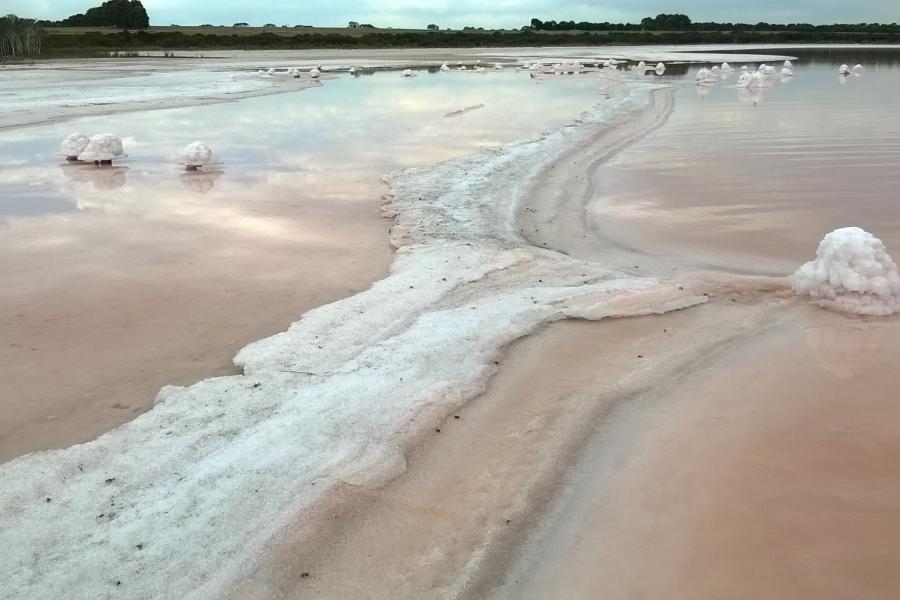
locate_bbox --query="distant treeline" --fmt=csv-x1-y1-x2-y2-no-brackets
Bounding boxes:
1,15,43,57
529,13,900,33
38,0,149,29
38,28,900,55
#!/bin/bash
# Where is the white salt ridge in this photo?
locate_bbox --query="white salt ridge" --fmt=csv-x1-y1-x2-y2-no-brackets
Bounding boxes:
59,132,90,158
78,133,126,162
793,227,900,316
0,80,704,599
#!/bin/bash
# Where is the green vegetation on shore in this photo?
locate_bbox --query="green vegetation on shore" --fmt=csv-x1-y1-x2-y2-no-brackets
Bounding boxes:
3,5,900,60
529,13,900,34
35,27,900,57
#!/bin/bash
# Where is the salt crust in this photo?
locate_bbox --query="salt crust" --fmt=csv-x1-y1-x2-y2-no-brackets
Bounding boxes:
0,78,705,599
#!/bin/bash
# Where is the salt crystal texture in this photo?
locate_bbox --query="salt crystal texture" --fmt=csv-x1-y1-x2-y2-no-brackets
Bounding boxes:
77,133,126,162
59,133,90,158
180,141,222,169
793,227,900,316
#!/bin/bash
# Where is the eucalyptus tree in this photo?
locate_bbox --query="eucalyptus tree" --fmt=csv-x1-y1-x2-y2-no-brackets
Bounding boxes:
1,15,43,57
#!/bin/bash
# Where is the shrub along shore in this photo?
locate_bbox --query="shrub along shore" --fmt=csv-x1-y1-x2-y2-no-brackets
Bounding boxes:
26,28,900,58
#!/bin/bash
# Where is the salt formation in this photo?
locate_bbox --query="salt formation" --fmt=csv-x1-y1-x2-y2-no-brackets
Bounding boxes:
736,71,758,88
349,67,357,74
784,59,793,69
632,61,648,72
77,133,126,165
0,80,705,600
494,62,504,70
59,133,90,161
838,64,851,75
781,66,794,77
180,141,223,171
440,62,450,71
289,68,301,78
721,62,732,71
655,62,666,74
793,227,900,316
695,67,716,84
310,67,321,78
852,63,865,73
401,69,416,77
267,68,277,76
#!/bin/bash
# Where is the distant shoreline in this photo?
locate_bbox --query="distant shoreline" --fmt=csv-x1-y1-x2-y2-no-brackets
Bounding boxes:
22,27,900,59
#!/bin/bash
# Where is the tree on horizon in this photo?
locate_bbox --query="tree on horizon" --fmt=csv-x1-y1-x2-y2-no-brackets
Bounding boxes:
60,0,149,29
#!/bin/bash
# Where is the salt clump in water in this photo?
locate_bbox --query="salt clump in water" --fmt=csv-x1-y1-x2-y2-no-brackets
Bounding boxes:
59,133,90,161
180,141,223,171
78,133,126,165
793,227,900,316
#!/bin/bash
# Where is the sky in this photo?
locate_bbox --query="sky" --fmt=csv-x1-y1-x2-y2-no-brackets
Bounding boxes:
10,0,900,28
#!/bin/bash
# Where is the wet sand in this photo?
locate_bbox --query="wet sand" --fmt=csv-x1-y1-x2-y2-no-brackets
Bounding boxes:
226,300,787,599
0,178,391,461
499,305,900,600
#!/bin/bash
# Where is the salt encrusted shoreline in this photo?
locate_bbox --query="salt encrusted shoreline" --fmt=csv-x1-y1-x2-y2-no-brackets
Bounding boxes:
0,75,704,599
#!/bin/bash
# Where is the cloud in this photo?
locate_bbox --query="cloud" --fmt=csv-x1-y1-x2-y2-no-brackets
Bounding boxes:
6,0,898,27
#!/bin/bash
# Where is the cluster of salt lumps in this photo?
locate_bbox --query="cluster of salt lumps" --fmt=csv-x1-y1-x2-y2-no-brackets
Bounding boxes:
180,141,223,171
60,133,127,164
401,69,416,78
793,227,900,316
553,61,585,75
736,62,788,89
629,61,665,75
694,62,735,87
839,63,864,75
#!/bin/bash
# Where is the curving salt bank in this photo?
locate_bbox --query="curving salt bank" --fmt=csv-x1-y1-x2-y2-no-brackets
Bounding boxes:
793,227,900,316
0,78,703,600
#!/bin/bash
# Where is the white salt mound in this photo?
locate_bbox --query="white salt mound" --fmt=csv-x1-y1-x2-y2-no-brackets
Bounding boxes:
181,141,222,168
793,227,900,316
78,133,126,162
59,133,90,158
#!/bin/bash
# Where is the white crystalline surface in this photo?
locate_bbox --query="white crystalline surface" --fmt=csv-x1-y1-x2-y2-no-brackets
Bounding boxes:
59,132,90,157
181,141,222,167
0,81,704,600
793,227,900,316
78,133,126,161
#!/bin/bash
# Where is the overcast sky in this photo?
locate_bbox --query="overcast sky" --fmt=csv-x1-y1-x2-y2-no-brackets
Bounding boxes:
11,0,900,28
